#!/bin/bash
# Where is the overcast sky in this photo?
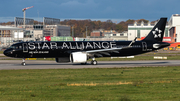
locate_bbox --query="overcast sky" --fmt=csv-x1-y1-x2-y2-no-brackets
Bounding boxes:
0,0,179,22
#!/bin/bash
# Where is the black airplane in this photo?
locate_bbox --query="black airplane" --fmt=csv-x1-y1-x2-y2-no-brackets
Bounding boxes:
4,18,170,66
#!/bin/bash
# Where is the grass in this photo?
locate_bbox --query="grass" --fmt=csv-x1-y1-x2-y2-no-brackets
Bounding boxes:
0,51,3,54
0,67,180,100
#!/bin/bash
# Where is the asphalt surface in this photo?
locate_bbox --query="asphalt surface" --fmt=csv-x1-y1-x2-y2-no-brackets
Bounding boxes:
0,60,180,70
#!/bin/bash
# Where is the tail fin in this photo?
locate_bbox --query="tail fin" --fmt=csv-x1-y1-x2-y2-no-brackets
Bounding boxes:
143,18,167,42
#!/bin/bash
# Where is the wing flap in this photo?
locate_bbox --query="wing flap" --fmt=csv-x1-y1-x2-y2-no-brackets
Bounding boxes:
86,47,122,53
85,46,131,58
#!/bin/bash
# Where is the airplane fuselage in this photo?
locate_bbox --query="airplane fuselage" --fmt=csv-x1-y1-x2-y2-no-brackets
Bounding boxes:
4,40,169,58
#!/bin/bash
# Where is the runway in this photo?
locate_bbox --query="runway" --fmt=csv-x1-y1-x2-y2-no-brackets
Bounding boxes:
0,60,180,70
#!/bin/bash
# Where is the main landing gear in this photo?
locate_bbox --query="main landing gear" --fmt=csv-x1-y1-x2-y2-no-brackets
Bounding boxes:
91,58,97,65
21,58,26,66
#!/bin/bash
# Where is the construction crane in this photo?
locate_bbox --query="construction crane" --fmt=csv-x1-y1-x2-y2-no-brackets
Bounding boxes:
22,6,34,28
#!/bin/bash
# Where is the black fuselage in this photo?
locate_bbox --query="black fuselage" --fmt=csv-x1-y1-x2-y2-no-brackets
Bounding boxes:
3,40,169,58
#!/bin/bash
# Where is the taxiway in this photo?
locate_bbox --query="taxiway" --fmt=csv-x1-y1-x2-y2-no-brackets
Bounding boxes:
0,60,180,70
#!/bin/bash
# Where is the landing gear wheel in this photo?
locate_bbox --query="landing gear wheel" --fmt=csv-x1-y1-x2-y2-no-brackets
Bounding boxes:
91,60,97,65
21,58,26,66
22,62,26,66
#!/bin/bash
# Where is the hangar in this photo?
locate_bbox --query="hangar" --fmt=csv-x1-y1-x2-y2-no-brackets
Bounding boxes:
128,14,180,43
128,20,169,41
169,14,180,42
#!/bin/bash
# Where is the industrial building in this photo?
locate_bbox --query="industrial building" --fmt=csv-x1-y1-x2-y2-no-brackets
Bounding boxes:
0,25,24,49
0,17,71,48
128,21,169,41
168,14,180,42
127,14,180,44
90,29,128,41
90,29,104,37
17,24,70,40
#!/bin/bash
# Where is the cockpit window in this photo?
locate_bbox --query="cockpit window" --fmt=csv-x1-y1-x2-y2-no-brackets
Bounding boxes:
9,44,22,49
10,46,15,49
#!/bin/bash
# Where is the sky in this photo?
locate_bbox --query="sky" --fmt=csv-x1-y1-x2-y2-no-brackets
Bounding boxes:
0,0,179,22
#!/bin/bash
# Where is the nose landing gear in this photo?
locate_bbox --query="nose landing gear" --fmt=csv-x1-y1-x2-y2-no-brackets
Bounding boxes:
91,58,97,65
21,58,26,66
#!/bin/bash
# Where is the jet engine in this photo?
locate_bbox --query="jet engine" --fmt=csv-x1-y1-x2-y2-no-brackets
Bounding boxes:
70,52,87,63
55,57,70,63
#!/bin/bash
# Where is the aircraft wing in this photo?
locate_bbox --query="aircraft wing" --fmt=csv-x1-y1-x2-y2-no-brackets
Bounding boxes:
86,46,130,57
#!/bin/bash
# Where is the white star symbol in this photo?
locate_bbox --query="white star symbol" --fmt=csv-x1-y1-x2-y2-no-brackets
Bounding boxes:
154,34,158,38
153,27,162,39
155,28,159,31
158,34,161,37
159,30,162,33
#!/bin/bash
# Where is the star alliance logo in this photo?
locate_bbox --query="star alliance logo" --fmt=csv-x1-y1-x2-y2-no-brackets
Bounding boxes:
152,28,162,38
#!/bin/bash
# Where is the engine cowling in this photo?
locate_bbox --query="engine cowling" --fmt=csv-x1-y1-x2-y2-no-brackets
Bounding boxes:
55,57,70,63
70,52,87,63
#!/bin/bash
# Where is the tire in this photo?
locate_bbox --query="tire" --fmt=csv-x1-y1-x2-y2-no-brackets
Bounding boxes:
22,62,26,66
91,60,97,65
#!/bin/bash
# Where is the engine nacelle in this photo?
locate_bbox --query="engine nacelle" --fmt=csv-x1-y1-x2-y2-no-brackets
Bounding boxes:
55,57,70,63
70,52,87,63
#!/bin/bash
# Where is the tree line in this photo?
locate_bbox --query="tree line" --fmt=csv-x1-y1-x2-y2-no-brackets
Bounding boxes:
0,19,154,37
60,19,151,37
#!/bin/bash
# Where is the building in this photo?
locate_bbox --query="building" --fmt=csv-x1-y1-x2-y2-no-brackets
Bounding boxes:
15,17,71,40
0,17,71,48
104,30,128,41
90,29,128,41
104,30,117,37
168,14,180,42
90,29,104,37
0,25,24,48
16,24,71,40
128,20,169,41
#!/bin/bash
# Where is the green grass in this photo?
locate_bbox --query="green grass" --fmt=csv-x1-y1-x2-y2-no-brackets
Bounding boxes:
0,51,3,54
1,67,180,101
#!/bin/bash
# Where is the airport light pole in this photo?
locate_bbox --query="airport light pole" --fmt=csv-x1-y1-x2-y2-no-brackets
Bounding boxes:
85,26,88,38
71,25,74,37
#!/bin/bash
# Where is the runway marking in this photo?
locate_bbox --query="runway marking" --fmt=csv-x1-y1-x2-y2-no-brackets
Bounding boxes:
0,64,14,66
67,81,133,86
66,80,179,87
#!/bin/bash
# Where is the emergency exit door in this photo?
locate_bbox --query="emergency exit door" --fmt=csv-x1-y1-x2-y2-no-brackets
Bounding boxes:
142,42,147,51
23,43,28,52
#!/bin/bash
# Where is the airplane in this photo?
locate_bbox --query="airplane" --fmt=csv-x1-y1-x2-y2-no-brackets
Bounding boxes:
3,18,170,66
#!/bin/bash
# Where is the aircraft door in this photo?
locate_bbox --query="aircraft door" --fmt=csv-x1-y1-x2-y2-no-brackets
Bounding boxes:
23,43,28,52
142,42,147,51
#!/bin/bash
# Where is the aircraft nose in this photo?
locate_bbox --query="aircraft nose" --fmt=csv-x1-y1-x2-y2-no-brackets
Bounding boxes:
3,49,8,56
3,49,13,57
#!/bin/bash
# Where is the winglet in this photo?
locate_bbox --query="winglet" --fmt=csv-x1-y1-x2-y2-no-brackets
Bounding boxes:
143,18,167,42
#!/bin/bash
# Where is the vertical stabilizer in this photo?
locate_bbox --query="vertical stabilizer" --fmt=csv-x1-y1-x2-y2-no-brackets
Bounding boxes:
143,18,167,42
